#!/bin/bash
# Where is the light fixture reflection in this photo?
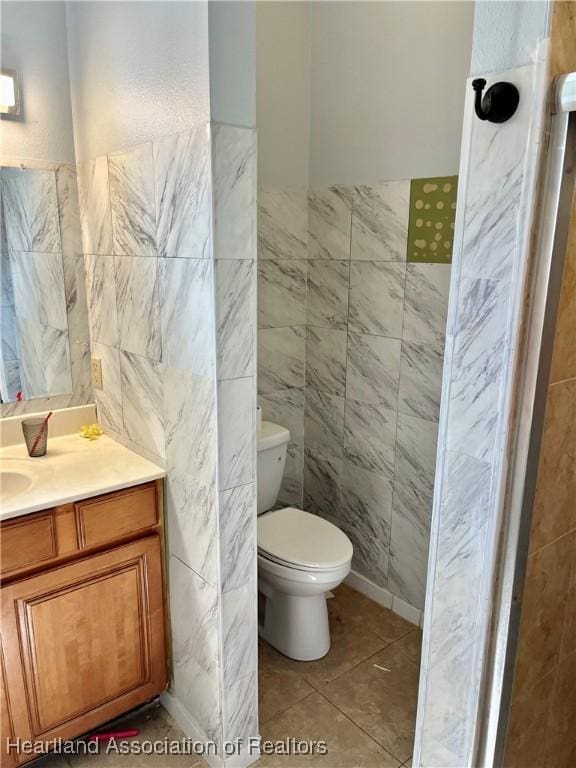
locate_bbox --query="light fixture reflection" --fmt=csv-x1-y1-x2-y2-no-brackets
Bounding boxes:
1,69,21,116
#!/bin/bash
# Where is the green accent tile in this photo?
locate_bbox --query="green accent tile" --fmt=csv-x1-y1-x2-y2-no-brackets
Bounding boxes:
407,176,458,263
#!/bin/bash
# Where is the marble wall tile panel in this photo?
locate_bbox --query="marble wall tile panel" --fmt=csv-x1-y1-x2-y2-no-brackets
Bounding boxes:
154,125,211,260
258,388,305,442
389,482,433,610
346,332,401,411
159,258,214,376
305,326,347,397
303,448,342,519
342,461,393,588
77,156,113,255
164,366,218,586
1,168,60,252
223,672,258,745
120,351,164,458
351,181,410,262
218,376,255,491
429,451,492,661
258,326,305,394
308,186,352,261
18,319,71,399
258,188,308,260
84,254,118,348
0,304,19,361
279,441,305,508
446,276,509,464
56,164,90,345
220,482,256,593
91,342,122,433
398,340,444,422
395,412,439,497
169,555,222,743
459,66,536,282
222,578,257,688
215,259,255,380
348,261,406,337
304,388,345,460
0,251,14,306
306,260,350,330
402,263,451,344
70,341,92,404
344,398,397,480
212,124,256,261
1,358,21,402
9,251,68,330
419,639,478,767
257,259,307,328
114,255,161,360
109,143,156,257
63,251,89,347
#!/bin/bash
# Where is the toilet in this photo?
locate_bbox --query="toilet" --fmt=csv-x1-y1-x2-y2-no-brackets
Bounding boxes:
257,420,353,661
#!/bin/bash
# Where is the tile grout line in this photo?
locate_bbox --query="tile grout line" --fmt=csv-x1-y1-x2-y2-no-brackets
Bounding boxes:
315,687,407,766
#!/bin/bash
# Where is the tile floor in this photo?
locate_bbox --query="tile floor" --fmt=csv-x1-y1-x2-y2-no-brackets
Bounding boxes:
33,585,420,768
258,584,422,767
32,705,206,768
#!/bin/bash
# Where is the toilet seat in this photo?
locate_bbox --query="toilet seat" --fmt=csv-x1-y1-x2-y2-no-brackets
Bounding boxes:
257,507,353,572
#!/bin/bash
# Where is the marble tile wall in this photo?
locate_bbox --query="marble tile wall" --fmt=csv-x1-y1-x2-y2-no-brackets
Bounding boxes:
0,164,91,413
78,122,258,760
257,178,454,614
257,188,308,507
414,62,548,766
304,181,451,613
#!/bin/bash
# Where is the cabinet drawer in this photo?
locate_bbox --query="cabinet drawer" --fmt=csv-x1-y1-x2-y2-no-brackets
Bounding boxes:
0,514,57,575
76,483,158,548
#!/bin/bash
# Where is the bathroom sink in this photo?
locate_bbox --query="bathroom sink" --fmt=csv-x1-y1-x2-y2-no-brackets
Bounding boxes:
0,460,37,501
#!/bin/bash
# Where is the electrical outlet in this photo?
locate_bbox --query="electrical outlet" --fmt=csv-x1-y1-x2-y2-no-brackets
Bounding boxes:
91,357,103,390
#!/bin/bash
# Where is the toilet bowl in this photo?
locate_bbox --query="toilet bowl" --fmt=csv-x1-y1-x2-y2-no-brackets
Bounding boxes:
257,421,353,661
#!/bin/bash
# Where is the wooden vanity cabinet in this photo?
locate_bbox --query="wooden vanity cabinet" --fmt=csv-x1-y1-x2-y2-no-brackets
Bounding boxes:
0,480,167,765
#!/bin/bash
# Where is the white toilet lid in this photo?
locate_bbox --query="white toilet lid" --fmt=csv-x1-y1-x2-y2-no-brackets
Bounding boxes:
258,507,353,571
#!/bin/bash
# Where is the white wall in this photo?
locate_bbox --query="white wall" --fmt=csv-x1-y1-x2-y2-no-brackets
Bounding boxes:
0,1,76,163
308,1,474,186
66,0,210,161
256,1,310,187
209,1,256,128
470,0,550,75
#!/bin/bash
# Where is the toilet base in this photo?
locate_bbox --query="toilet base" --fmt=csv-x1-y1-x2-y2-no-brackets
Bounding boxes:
259,590,331,661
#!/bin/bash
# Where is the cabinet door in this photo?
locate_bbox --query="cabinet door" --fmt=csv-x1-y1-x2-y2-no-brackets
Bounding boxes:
1,536,166,759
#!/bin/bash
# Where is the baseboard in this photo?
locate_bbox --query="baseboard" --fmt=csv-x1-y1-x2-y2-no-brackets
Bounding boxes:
345,570,423,627
160,692,260,768
160,691,223,768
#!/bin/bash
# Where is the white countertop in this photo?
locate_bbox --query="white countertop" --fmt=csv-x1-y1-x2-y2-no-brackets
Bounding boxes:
0,433,165,521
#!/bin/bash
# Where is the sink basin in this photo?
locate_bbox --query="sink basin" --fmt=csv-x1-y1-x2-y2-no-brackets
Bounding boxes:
1,471,33,499
0,459,38,502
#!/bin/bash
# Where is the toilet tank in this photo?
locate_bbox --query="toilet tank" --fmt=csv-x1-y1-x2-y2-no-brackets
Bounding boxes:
257,421,290,514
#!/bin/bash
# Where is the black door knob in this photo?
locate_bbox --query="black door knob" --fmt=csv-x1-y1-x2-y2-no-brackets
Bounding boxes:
472,79,520,124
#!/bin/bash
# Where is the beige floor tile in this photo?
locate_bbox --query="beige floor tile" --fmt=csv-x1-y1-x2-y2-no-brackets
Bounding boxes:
321,643,419,763
29,755,71,768
392,630,422,666
331,585,415,644
258,692,400,768
64,705,207,768
259,596,388,689
259,639,316,722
